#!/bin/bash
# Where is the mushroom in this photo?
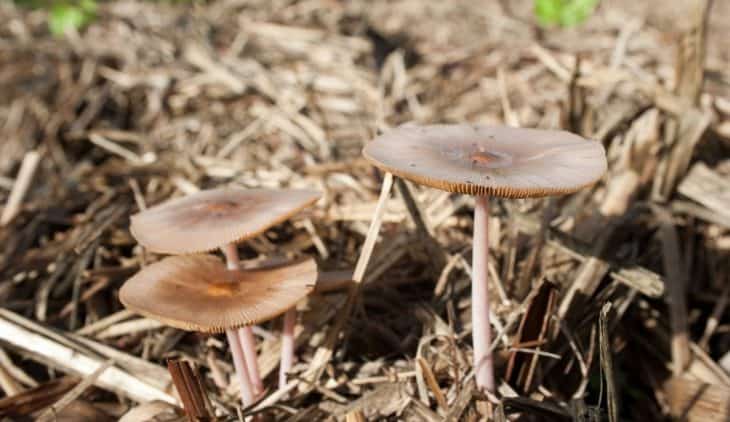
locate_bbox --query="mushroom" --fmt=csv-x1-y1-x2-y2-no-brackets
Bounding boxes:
363,124,606,392
119,254,317,406
128,187,321,402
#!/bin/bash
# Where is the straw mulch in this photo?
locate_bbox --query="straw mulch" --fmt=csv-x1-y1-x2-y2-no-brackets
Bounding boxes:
1,0,729,420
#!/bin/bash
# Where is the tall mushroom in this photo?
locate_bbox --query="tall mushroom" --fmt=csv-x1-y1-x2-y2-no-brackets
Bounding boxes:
119,254,317,406
363,124,606,392
129,187,321,401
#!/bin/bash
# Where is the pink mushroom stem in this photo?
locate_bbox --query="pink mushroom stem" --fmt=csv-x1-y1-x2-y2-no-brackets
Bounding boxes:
279,307,296,388
472,195,495,392
222,244,264,396
238,326,264,395
226,329,255,406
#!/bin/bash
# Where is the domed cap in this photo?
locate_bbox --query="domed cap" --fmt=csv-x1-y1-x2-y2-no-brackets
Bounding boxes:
119,255,317,333
363,124,606,198
130,188,321,254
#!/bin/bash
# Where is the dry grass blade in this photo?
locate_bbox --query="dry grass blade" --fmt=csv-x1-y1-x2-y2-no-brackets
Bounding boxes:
0,376,79,418
654,206,692,373
501,396,572,419
443,381,475,422
505,281,558,393
699,282,730,349
303,172,393,383
655,110,711,200
678,163,730,220
352,172,395,284
599,303,618,422
674,0,712,104
0,352,23,397
0,150,40,226
35,359,113,422
395,177,445,272
416,357,448,411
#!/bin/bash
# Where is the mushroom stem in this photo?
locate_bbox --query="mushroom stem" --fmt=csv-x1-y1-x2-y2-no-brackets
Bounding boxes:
226,329,255,407
222,243,264,396
279,307,296,388
238,326,264,395
472,195,495,392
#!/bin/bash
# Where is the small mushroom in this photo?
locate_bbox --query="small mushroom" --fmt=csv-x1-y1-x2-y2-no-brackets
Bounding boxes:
130,187,321,255
128,187,321,402
363,124,606,392
120,254,317,405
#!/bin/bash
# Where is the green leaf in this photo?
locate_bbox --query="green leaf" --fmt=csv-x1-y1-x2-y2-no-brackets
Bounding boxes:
48,2,95,36
534,0,599,27
535,0,563,26
560,0,599,26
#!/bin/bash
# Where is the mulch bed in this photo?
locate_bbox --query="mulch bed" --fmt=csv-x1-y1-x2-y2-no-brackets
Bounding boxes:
1,0,729,420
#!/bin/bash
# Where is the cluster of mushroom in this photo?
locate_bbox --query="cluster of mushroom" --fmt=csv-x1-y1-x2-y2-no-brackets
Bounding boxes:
121,188,321,407
120,123,606,410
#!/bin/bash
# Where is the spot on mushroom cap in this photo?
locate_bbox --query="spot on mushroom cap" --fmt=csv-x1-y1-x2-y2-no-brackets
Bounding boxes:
119,255,317,333
130,188,322,254
362,124,607,198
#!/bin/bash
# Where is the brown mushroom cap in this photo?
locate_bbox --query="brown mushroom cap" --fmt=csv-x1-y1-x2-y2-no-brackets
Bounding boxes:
119,255,317,333
130,188,321,254
363,124,606,198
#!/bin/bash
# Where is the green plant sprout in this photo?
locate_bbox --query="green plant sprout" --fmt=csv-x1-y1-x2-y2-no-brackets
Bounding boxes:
49,0,97,36
535,0,600,27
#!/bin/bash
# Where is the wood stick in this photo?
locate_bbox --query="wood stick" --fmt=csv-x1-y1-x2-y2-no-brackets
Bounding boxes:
1,150,40,226
655,207,691,374
167,359,213,421
0,309,176,404
303,172,394,383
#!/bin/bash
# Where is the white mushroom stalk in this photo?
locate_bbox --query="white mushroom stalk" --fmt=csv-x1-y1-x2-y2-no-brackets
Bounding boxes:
223,243,264,399
472,195,495,391
279,307,297,388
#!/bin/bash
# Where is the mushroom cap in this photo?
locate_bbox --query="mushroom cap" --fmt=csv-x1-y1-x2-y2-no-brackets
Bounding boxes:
130,188,321,254
362,124,606,198
119,255,317,333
